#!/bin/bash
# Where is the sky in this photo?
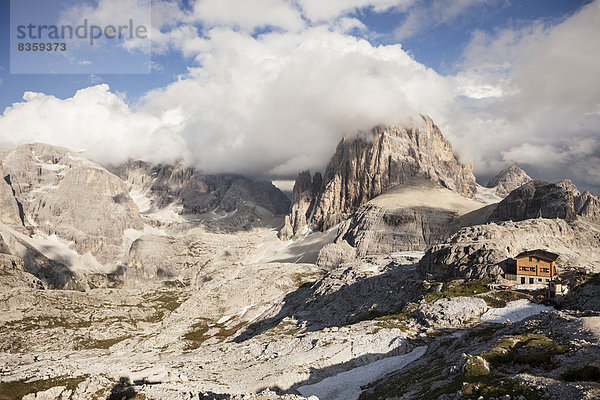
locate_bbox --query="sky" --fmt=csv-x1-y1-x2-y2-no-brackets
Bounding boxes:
0,0,598,193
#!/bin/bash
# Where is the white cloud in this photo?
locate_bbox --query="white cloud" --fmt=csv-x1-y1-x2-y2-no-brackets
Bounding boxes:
0,26,451,178
140,26,452,177
1,0,599,193
446,0,600,188
296,0,411,22
0,85,188,165
394,0,493,40
190,0,304,32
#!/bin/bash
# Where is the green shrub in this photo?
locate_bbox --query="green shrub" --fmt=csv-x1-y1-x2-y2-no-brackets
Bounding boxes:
0,376,87,400
424,279,490,303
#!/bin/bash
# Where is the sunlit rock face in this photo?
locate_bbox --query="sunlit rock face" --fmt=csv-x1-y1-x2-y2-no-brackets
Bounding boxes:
1,143,143,264
283,115,477,238
486,164,532,198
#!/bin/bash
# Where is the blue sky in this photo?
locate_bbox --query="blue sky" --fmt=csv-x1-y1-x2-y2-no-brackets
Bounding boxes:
0,0,598,192
0,0,590,110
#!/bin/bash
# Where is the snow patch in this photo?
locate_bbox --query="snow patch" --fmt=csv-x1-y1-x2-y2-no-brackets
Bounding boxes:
389,251,425,261
238,305,253,317
475,184,502,204
19,231,106,274
129,188,152,213
480,299,553,323
297,346,427,400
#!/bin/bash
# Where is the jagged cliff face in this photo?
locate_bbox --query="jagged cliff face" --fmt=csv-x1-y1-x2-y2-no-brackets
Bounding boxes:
112,161,291,219
279,171,322,240
489,179,600,223
418,218,600,279
0,166,23,227
335,180,492,256
486,164,532,198
283,116,477,238
575,191,600,221
418,178,600,279
1,144,144,264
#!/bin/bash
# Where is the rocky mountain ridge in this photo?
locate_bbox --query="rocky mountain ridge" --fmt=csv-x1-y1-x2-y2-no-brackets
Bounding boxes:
486,164,532,198
418,218,600,279
418,178,600,279
334,179,493,256
0,130,599,400
489,179,600,223
111,160,290,219
281,116,478,239
0,143,292,289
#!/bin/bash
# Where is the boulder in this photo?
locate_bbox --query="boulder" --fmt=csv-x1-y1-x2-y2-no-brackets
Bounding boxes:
416,296,488,327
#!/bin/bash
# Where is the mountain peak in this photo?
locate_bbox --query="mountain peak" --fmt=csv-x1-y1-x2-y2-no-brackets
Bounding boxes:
487,164,532,198
282,117,477,239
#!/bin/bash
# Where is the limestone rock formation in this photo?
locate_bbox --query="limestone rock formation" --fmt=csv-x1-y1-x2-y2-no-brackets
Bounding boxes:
112,161,290,231
575,191,600,222
1,143,143,265
418,218,600,279
489,179,600,224
336,180,492,256
0,235,44,289
486,164,532,198
0,166,23,227
315,240,356,268
562,277,600,311
278,171,322,240
124,234,188,285
283,116,477,237
416,297,488,327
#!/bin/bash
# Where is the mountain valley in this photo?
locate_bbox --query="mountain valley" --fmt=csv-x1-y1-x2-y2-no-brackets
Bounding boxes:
0,117,599,400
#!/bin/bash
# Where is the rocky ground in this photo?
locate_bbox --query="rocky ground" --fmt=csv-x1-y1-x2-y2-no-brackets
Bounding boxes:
2,240,599,400
1,129,599,400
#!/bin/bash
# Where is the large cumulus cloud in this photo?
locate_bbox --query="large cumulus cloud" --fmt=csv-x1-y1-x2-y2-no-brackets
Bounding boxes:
0,0,598,191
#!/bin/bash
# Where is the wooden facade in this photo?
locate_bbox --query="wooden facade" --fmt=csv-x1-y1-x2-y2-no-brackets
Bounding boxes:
515,250,558,285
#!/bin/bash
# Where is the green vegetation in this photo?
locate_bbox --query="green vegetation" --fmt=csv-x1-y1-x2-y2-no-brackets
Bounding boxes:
562,365,600,382
463,356,490,377
0,376,87,400
370,313,410,333
467,325,498,341
292,272,320,288
141,289,191,323
183,319,212,350
460,378,541,400
361,331,565,400
76,336,130,350
151,293,186,312
423,279,490,303
360,355,542,400
482,290,531,308
481,333,568,369
264,319,305,337
184,319,247,350
162,279,187,288
2,315,92,332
